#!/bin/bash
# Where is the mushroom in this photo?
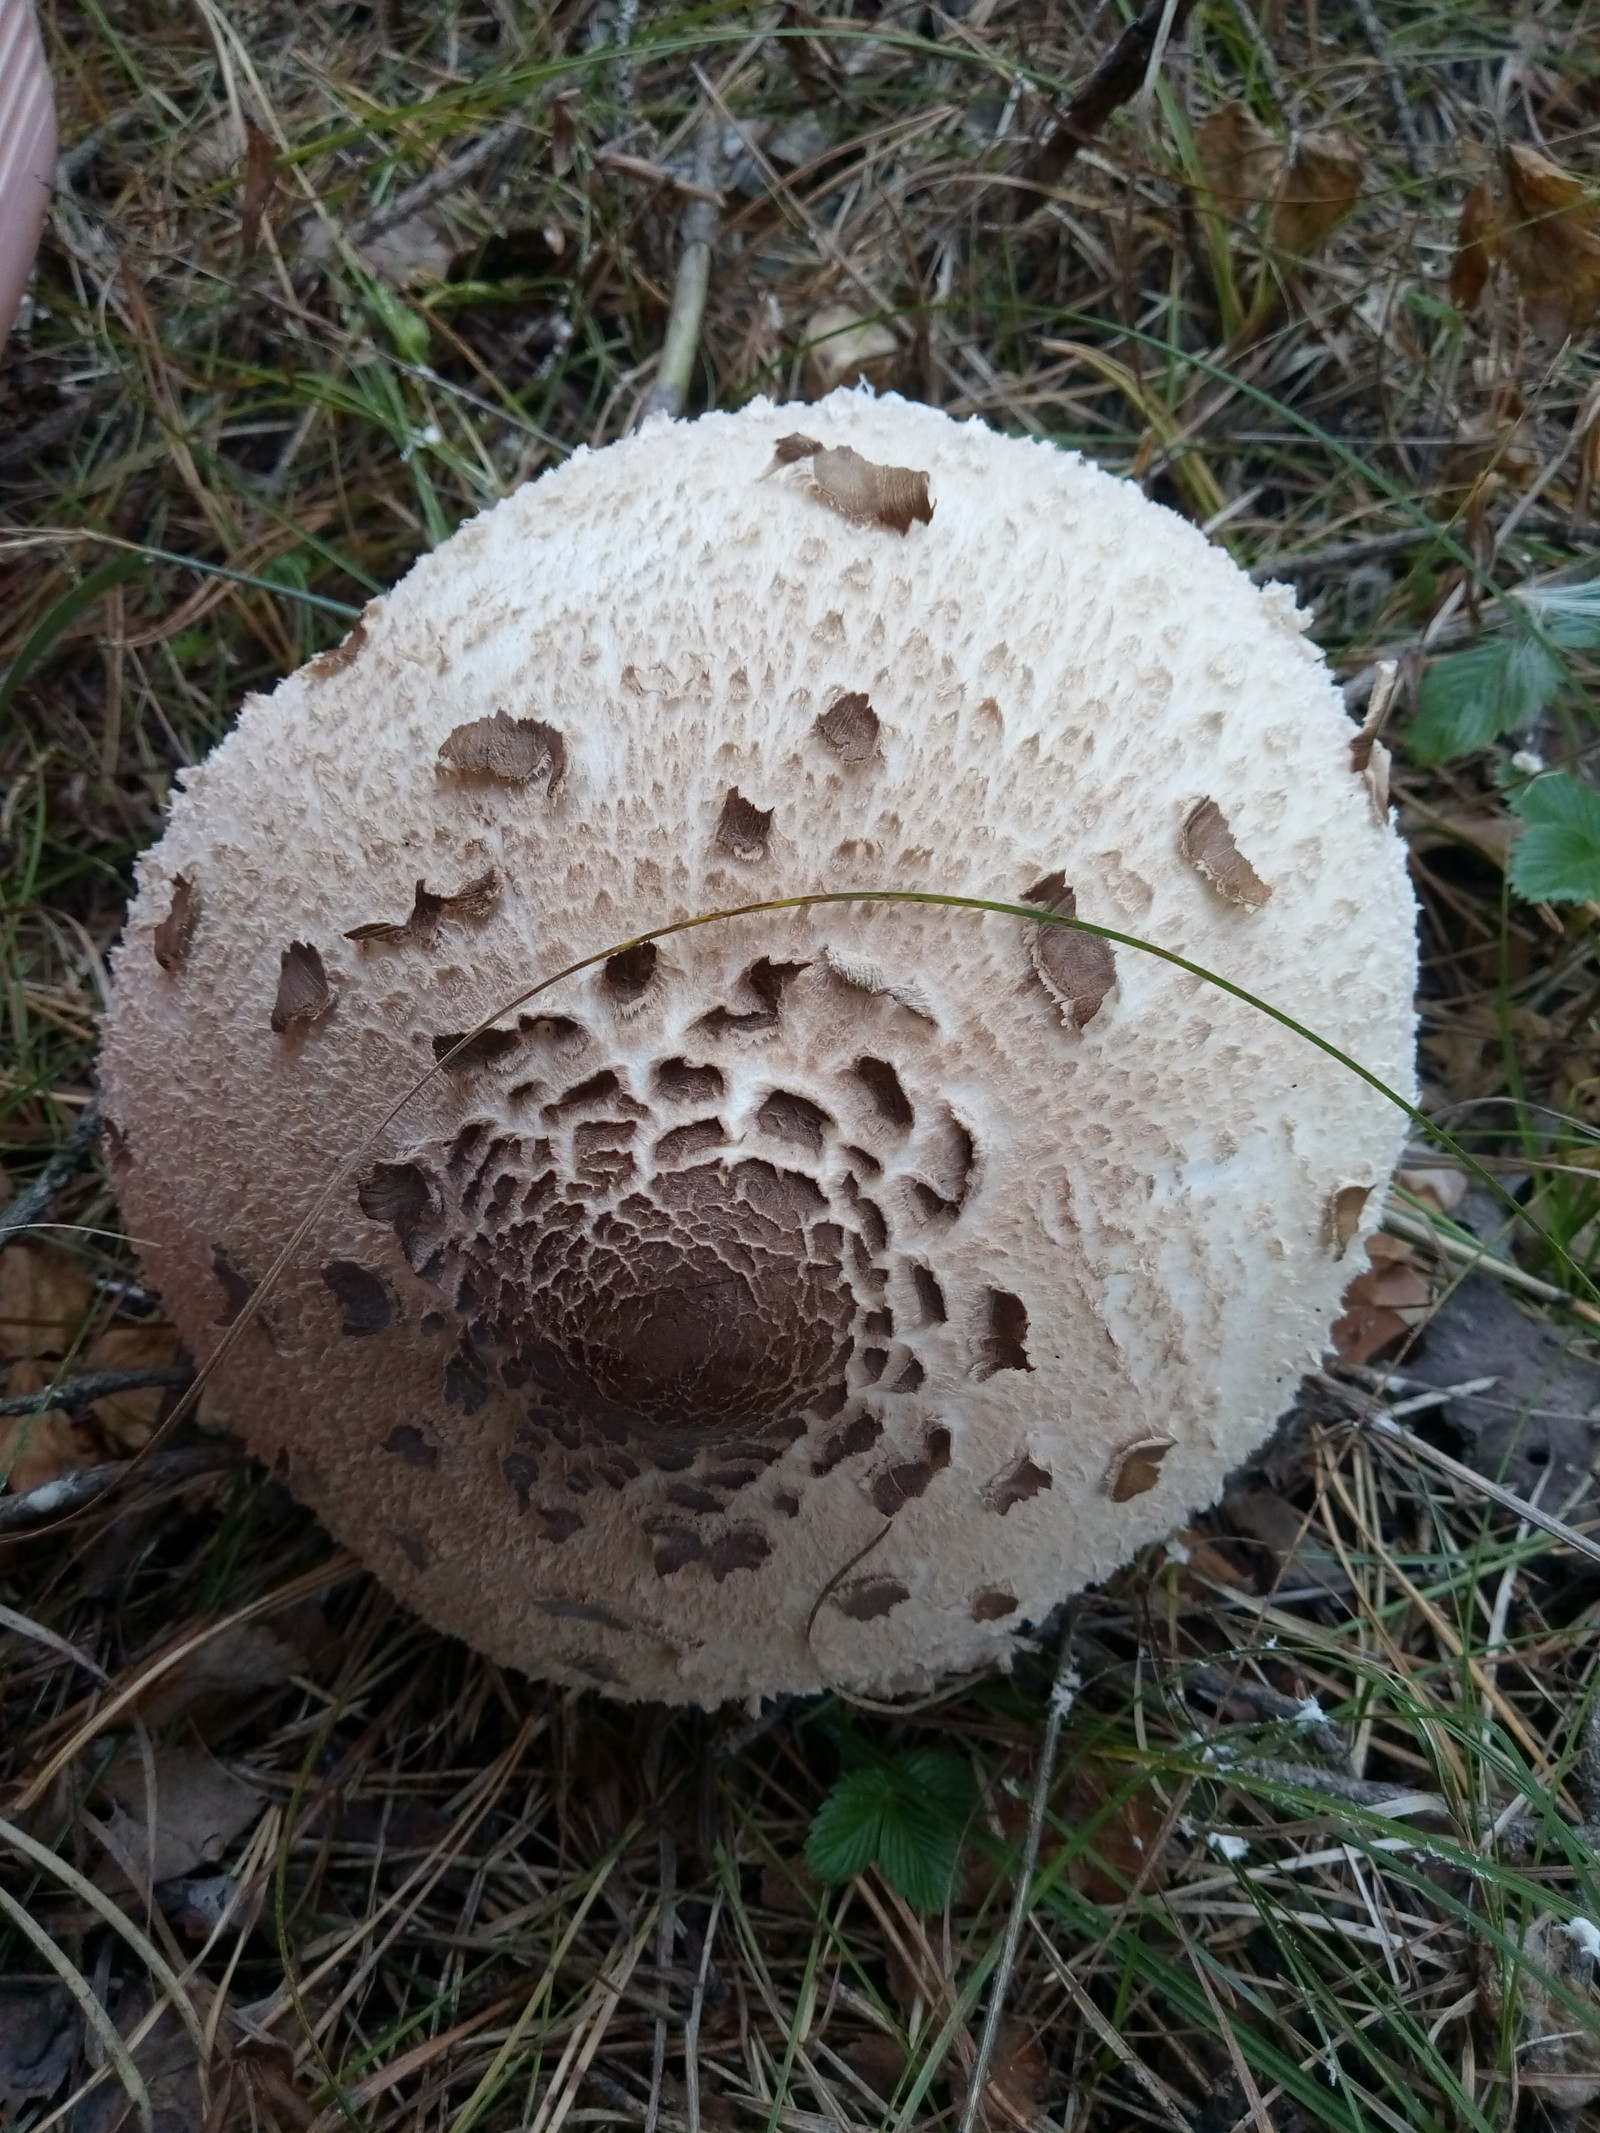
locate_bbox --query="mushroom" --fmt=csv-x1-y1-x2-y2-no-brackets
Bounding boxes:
100,390,1416,1706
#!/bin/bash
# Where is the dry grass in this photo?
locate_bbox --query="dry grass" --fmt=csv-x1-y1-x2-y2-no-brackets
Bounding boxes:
5,1,1600,2127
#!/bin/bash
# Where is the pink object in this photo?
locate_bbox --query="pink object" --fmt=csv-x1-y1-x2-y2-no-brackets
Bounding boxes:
0,0,55,339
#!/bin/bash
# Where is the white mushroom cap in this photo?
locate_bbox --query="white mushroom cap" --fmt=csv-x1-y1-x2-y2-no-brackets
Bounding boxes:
100,390,1416,1707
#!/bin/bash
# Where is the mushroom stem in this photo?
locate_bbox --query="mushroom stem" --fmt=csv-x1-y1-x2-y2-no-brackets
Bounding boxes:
640,112,721,423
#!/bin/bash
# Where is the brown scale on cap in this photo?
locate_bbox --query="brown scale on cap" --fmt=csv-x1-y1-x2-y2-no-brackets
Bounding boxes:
770,435,934,535
986,1456,1052,1515
1024,874,1116,1029
1180,799,1272,909
152,874,200,972
270,941,332,1033
715,787,774,861
210,1243,259,1329
101,391,1418,1706
345,868,501,947
837,1576,910,1621
383,1423,439,1469
437,710,565,791
1105,1435,1177,1503
815,691,881,762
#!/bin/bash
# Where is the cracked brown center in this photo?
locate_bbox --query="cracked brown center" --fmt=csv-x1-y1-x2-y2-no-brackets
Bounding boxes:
459,1157,857,1454
342,958,1037,1584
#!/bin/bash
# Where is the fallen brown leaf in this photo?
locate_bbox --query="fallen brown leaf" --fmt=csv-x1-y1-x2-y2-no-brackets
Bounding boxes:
1327,1235,1431,1365
954,2015,1048,2129
966,1745,1168,1910
70,1987,202,2133
240,120,277,259
97,1744,266,1888
842,2032,907,2103
1222,1483,1353,1598
1502,143,1600,339
1171,1527,1255,1592
0,1241,95,1362
805,304,900,396
133,1618,303,1727
82,1323,185,1449
1477,1918,1600,2112
1060,1754,1170,1904
1195,100,1283,216
1,1372,92,1496
362,211,455,286
1451,144,1600,340
1395,1164,1468,1216
1450,178,1496,311
549,91,580,176
0,1982,75,2113
1268,129,1365,256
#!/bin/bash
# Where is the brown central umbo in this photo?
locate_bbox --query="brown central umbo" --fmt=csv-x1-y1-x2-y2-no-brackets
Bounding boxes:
484,1161,856,1447
443,1147,863,1487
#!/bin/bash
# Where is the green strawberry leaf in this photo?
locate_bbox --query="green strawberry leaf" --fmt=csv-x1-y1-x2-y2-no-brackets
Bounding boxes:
1410,634,1563,766
1508,773,1600,903
805,1767,895,1886
805,1748,978,1911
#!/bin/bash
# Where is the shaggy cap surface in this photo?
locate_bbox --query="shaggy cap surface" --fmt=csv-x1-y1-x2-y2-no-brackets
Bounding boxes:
101,390,1417,1705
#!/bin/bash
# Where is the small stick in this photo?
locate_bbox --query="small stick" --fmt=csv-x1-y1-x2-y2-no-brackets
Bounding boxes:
0,1367,192,1419
1383,1203,1600,1329
682,1885,723,2133
1325,1373,1600,1569
1030,0,1201,186
642,1821,676,2133
0,1098,101,1248
959,1621,1079,2133
1032,1929,1193,2133
1226,0,1290,112
1248,527,1433,583
639,113,721,423
1350,0,1425,173
1232,1759,1445,1811
0,1445,241,1534
1365,1412,1600,1569
346,119,523,249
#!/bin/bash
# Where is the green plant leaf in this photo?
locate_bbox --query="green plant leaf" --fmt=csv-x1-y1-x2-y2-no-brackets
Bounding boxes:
805,1748,977,1911
805,1767,894,1886
898,1747,978,1817
1529,577,1600,649
1410,634,1564,765
876,1809,960,1914
363,276,432,368
1409,580,1600,766
0,554,147,723
1508,773,1600,903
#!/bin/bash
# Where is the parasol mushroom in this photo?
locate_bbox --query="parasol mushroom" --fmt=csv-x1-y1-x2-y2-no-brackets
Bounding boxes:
99,390,1416,1705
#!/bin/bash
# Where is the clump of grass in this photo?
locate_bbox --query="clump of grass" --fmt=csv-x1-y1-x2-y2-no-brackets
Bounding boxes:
5,1,1600,2125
